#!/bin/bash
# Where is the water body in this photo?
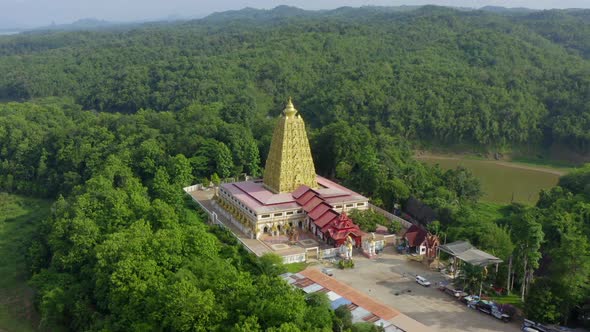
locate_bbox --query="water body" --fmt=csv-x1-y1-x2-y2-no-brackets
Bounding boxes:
416,155,562,204
0,31,21,35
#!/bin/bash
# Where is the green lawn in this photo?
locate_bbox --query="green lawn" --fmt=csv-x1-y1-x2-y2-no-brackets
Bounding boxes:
0,192,51,332
285,261,309,273
490,294,524,310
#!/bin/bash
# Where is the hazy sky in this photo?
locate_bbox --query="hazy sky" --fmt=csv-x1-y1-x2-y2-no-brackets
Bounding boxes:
2,0,590,28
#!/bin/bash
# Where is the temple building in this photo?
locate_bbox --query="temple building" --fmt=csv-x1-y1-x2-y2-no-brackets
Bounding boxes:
215,99,368,245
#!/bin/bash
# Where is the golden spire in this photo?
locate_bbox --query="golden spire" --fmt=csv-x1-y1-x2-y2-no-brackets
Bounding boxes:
263,98,317,193
283,97,298,118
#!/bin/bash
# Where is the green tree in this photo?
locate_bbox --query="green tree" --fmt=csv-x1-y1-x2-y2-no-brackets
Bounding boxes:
525,278,561,324
211,173,221,186
152,167,184,209
459,264,486,295
245,139,261,177
510,208,544,301
378,178,410,211
302,292,333,331
216,142,234,179
349,209,388,233
169,154,193,187
333,305,353,332
444,167,482,202
549,225,590,324
255,253,287,277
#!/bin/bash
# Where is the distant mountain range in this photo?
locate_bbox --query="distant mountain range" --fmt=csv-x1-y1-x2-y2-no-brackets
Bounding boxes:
2,4,581,34
479,5,539,14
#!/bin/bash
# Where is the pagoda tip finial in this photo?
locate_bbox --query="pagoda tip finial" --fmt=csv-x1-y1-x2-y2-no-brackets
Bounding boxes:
284,97,297,117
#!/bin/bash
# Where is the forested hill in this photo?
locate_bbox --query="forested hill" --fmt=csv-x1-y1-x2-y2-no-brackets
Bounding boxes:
3,6,590,330
1,5,590,152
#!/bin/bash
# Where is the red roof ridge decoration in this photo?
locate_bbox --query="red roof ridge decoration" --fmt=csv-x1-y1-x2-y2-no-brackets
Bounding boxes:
325,212,363,242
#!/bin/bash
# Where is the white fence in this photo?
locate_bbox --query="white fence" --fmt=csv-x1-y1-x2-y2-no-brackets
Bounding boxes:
319,248,339,259
183,184,202,193
383,234,397,245
282,253,307,264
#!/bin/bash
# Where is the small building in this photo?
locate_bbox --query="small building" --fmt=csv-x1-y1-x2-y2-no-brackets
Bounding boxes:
402,225,439,258
322,213,363,247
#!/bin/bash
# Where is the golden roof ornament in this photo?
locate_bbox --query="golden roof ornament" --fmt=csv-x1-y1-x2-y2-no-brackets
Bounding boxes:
283,97,298,118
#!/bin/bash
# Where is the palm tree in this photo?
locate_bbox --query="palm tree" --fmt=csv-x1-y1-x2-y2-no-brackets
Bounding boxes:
460,264,486,295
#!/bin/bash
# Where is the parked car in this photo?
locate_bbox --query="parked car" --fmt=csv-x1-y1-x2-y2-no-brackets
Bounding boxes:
415,275,431,287
322,268,334,276
461,295,480,304
521,319,563,332
443,284,467,298
474,300,511,322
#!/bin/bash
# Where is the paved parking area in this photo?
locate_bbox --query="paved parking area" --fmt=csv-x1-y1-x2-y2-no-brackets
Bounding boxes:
320,248,522,332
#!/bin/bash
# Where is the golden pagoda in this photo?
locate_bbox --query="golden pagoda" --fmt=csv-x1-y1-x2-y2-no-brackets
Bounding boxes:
263,99,318,193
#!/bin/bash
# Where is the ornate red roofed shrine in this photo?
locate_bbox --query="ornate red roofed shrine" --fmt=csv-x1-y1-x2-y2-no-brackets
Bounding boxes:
321,212,363,247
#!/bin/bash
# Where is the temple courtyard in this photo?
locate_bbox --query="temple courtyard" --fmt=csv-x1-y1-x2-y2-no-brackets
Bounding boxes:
317,247,522,332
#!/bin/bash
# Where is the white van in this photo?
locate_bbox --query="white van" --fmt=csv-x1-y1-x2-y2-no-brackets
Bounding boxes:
415,275,431,287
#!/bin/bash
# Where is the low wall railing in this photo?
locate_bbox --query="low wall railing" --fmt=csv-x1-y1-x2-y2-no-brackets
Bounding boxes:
369,203,413,229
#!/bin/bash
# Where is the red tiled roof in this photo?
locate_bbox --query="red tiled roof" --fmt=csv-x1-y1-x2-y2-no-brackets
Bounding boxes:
303,196,324,212
292,185,313,199
308,202,333,220
323,213,363,240
296,190,317,206
404,224,427,247
315,210,339,228
299,269,399,320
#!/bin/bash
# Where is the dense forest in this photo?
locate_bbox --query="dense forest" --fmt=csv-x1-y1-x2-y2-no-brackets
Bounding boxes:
1,5,590,331
0,6,590,153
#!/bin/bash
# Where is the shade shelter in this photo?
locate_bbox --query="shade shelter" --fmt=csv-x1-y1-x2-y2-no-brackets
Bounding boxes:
438,241,503,296
438,241,503,267
438,241,504,297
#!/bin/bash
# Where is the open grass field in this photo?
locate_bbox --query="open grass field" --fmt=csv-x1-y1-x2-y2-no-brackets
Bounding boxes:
417,155,561,204
0,193,51,332
473,202,508,223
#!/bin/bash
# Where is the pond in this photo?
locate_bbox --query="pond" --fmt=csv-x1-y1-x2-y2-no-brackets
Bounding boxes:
416,155,563,204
